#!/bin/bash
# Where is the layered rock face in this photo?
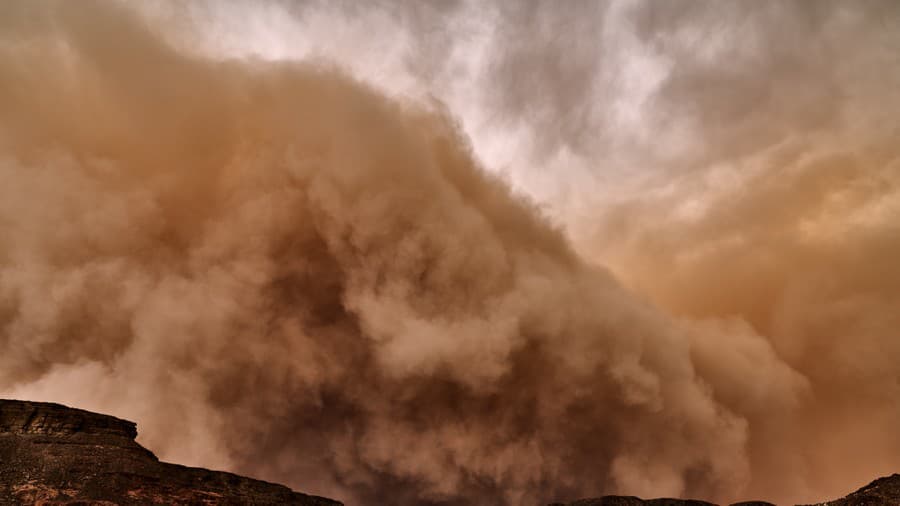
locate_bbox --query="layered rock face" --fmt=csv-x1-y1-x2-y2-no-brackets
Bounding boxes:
1,399,899,505
0,399,341,505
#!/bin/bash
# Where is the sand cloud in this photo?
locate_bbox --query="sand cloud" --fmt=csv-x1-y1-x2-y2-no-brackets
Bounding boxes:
1,2,898,505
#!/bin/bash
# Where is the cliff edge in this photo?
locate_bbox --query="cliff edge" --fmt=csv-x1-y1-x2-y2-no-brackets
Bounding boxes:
3,399,899,505
0,399,341,505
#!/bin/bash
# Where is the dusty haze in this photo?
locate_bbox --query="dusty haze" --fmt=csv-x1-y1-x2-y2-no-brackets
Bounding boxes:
1,1,899,505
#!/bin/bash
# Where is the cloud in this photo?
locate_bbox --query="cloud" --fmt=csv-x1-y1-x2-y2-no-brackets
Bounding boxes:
1,1,898,505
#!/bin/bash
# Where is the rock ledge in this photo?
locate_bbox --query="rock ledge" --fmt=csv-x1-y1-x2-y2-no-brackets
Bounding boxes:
0,399,341,505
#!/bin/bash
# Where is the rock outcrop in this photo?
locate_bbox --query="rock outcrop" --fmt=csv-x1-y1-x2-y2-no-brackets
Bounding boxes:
0,399,341,505
2,399,899,505
550,474,900,506
799,473,900,506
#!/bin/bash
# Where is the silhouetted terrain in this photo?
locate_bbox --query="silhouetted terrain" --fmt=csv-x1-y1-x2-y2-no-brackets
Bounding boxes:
550,474,900,506
799,474,900,506
549,497,721,505
2,399,899,505
0,399,340,505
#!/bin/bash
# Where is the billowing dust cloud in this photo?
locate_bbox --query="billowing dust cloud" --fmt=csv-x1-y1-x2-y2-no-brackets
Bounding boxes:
1,2,898,505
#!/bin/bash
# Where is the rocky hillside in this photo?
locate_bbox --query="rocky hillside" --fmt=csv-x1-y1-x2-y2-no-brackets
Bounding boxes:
2,399,899,505
549,474,900,506
800,474,900,506
0,399,340,505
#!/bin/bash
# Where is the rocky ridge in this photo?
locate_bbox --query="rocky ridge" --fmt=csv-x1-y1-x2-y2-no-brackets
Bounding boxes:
550,474,900,506
0,399,340,505
2,399,899,505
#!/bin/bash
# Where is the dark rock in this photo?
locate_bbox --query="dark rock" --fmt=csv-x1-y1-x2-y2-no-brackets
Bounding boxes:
800,473,900,506
549,474,900,506
549,498,716,506
0,399,341,505
4,399,900,506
